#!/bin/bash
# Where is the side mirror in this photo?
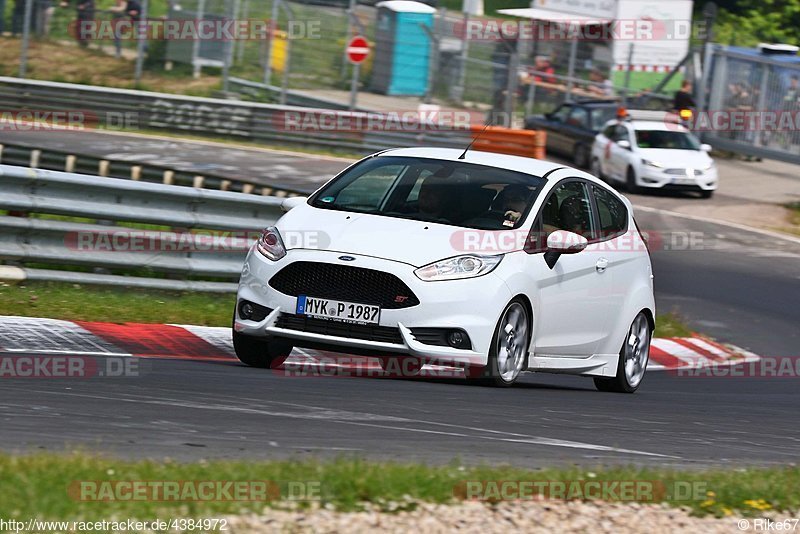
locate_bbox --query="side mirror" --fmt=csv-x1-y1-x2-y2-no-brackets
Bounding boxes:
544,230,588,269
700,143,712,152
617,140,631,150
281,196,308,212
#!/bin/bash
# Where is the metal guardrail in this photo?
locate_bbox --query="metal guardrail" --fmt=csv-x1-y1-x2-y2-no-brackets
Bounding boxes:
0,164,286,292
0,142,303,197
0,77,476,155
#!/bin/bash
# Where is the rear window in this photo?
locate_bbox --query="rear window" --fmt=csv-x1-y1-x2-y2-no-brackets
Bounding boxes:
310,156,548,230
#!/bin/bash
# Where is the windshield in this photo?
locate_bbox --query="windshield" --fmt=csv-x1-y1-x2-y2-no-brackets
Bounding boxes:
590,107,618,130
309,156,547,230
634,129,701,150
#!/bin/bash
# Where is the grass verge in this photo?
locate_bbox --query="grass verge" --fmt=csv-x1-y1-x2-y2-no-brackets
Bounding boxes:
0,453,797,522
3,282,694,338
0,282,234,326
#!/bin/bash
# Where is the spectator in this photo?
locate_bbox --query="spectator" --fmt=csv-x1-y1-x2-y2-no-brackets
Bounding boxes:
12,0,25,36
34,0,55,36
109,0,141,58
490,34,517,122
783,75,800,148
587,69,613,97
673,80,696,111
533,56,556,85
61,0,95,47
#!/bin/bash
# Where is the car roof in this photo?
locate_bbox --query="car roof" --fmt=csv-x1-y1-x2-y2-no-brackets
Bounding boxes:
629,120,687,131
375,147,567,178
605,119,688,132
576,99,619,107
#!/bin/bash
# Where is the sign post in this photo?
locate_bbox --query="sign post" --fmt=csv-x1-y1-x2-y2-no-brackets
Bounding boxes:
346,36,370,111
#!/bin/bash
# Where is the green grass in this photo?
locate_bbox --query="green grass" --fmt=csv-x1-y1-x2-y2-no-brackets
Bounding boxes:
0,282,234,326
653,311,694,338
788,202,800,226
0,453,798,522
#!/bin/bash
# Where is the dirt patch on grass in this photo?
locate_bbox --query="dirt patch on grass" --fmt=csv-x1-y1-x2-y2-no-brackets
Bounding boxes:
0,37,220,95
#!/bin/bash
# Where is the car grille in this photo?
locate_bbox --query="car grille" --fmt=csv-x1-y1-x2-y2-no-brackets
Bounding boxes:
275,314,403,344
268,261,419,309
664,168,704,176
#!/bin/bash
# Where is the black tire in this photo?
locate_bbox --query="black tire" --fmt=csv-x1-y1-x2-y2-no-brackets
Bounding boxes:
626,167,642,194
232,330,293,368
467,299,530,387
700,189,714,199
593,312,651,393
573,144,589,168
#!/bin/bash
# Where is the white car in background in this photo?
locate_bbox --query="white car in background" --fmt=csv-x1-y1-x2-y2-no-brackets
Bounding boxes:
590,111,718,198
234,148,655,393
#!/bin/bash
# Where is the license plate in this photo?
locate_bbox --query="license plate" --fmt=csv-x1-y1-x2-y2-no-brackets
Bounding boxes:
672,177,696,185
296,295,380,325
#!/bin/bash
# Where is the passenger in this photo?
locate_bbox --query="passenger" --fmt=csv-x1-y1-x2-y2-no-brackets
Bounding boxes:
417,177,449,221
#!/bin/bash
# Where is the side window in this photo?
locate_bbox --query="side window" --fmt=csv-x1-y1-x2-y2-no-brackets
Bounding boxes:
602,125,616,139
527,181,595,253
593,186,628,240
614,125,630,144
567,107,589,128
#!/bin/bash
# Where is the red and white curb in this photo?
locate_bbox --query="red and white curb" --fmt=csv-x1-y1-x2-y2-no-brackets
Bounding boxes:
0,316,759,373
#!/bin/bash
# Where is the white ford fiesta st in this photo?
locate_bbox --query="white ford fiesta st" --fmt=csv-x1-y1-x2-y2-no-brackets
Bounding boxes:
234,147,655,393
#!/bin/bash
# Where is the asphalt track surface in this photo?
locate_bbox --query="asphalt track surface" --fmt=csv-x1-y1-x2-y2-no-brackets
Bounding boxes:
1,130,799,467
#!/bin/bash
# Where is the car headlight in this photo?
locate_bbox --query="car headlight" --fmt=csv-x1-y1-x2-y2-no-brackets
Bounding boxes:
641,159,664,168
256,226,286,261
414,255,503,281
703,163,716,171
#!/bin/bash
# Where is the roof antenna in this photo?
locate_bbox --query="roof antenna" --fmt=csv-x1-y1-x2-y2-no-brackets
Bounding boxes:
458,120,493,160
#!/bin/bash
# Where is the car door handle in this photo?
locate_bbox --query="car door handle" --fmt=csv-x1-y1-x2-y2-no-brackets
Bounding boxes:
596,258,609,273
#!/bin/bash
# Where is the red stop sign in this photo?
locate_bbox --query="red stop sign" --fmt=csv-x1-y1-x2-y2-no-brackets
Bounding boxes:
346,36,370,65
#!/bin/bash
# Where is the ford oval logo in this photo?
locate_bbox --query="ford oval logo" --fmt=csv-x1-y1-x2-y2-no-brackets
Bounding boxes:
338,255,356,262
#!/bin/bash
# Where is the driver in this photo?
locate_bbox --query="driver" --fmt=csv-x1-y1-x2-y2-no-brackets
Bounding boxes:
493,184,530,225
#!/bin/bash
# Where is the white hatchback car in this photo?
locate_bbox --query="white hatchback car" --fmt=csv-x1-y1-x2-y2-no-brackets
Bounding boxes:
590,112,718,198
234,147,655,393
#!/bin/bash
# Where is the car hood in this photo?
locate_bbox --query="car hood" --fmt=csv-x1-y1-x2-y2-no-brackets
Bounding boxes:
276,204,475,267
637,148,713,169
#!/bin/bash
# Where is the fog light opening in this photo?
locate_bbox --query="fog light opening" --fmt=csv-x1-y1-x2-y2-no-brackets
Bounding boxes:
239,301,255,320
447,330,471,349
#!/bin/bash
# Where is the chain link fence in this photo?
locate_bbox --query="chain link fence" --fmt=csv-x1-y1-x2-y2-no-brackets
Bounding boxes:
7,2,684,123
701,45,800,164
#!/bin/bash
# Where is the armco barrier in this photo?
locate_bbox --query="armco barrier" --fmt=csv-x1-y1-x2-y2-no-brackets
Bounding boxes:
0,164,287,291
0,77,547,160
0,77,471,153
470,126,547,160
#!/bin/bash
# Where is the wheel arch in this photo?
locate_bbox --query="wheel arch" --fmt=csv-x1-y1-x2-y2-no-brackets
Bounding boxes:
640,307,656,333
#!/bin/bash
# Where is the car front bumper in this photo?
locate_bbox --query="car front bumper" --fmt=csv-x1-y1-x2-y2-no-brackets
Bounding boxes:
234,247,513,367
638,166,718,191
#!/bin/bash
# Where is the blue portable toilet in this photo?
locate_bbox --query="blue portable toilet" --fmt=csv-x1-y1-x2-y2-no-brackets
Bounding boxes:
371,1,436,96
